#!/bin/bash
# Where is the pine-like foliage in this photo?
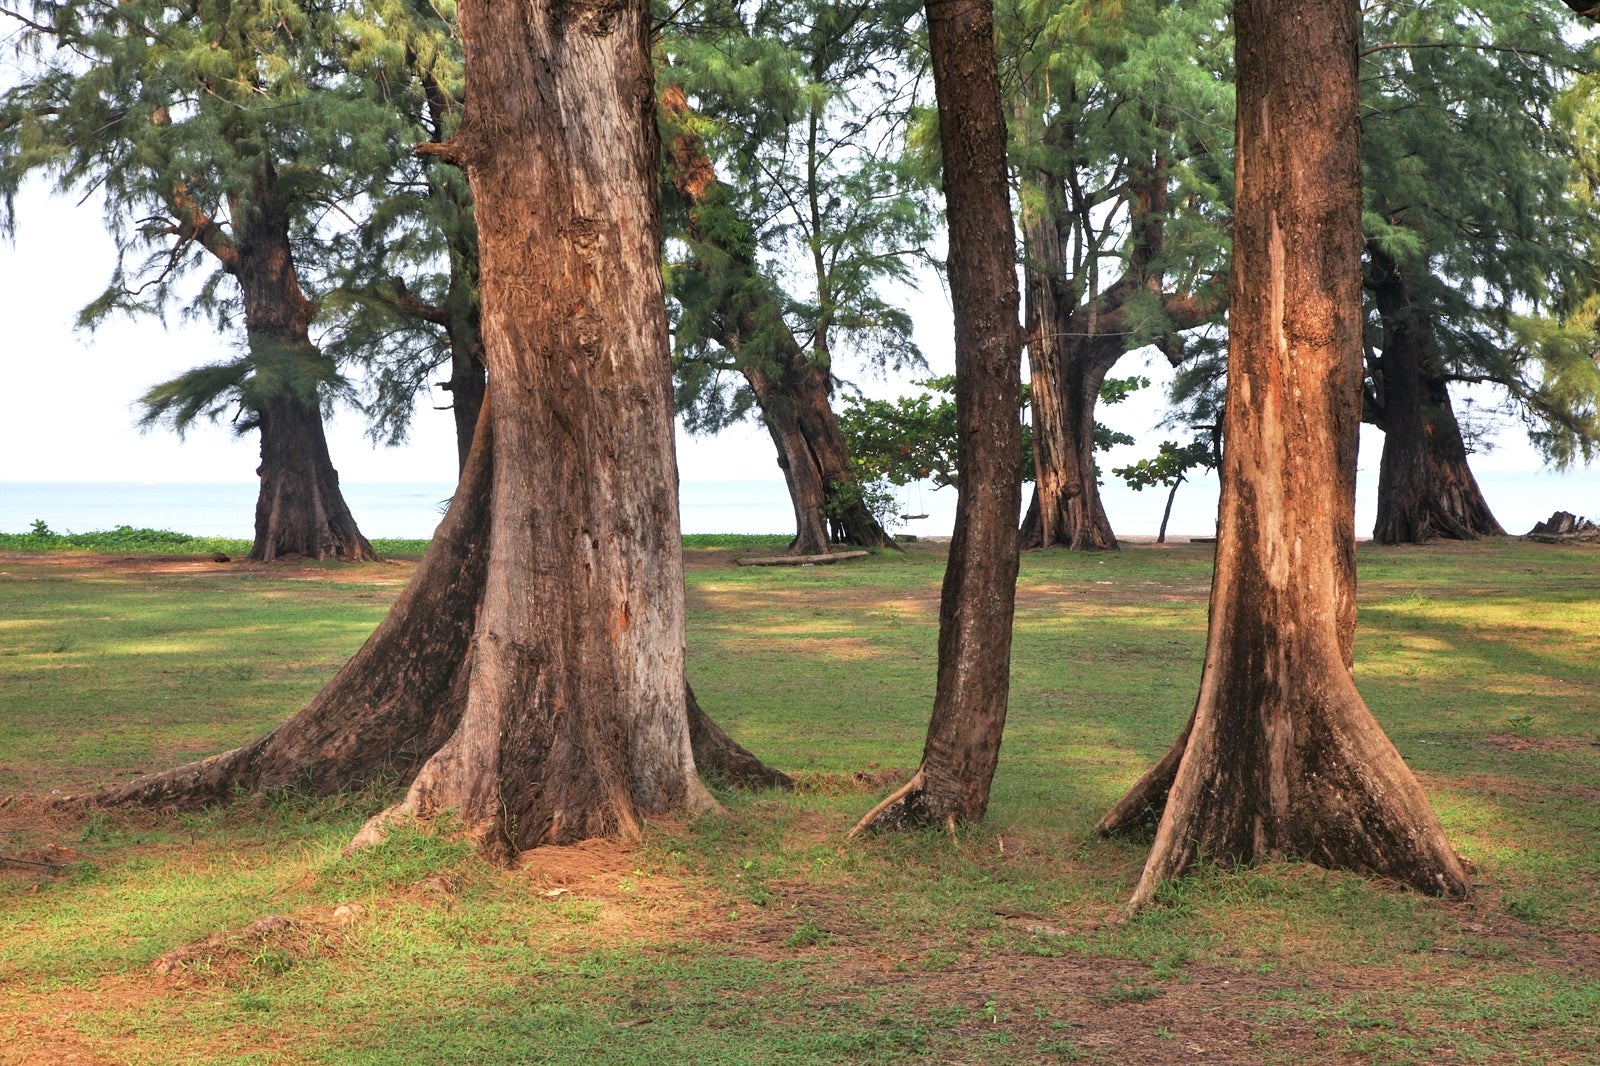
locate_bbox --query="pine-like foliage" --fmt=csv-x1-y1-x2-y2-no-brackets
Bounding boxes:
315,0,479,453
660,0,933,432
1360,0,1600,466
0,0,420,434
1001,0,1234,348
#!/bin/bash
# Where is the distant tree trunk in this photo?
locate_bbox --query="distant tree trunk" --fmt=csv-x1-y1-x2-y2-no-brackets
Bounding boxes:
99,0,788,856
1017,164,1216,553
1366,249,1503,543
1019,201,1121,552
790,359,896,547
445,327,487,474
251,389,379,562
851,0,1023,833
662,86,895,554
746,365,834,556
1157,477,1182,544
234,171,377,563
1096,0,1469,906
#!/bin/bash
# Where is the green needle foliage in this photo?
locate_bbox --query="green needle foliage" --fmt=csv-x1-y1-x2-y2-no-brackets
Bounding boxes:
0,0,423,436
1360,0,1600,465
1172,0,1600,470
316,0,482,458
661,0,933,432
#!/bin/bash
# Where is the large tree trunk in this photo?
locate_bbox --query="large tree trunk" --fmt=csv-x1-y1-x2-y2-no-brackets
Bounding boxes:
851,0,1023,833
234,169,377,563
378,0,710,860
98,0,790,857
1367,249,1503,543
98,404,787,811
1019,203,1120,552
1096,0,1468,907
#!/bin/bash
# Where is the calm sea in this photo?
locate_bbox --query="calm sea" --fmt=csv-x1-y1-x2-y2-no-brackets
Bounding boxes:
2,468,1596,541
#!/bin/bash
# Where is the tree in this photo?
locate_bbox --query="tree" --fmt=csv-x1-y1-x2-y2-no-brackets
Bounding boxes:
0,0,382,562
851,0,1024,832
319,0,486,474
1002,0,1231,551
661,0,928,553
837,373,1144,530
1360,0,1597,543
97,0,788,855
1097,0,1470,906
1111,437,1214,544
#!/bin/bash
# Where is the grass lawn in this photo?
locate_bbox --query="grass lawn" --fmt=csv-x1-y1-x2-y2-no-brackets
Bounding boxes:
1,535,1596,1064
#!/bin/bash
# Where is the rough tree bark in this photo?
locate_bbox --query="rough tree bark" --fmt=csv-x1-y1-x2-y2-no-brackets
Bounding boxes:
98,0,789,854
1095,0,1469,906
662,86,895,554
232,169,377,563
851,0,1023,833
1366,247,1504,544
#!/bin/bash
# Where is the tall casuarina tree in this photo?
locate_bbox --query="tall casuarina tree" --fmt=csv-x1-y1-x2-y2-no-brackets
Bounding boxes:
851,0,1025,832
1096,0,1470,907
0,1,382,561
1360,0,1596,544
94,0,787,850
662,0,929,553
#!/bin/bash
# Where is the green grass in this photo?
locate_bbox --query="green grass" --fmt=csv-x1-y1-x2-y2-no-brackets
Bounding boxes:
2,536,1597,1064
0,522,432,558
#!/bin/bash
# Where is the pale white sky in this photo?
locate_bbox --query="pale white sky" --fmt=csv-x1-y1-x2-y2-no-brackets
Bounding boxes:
2,176,1595,537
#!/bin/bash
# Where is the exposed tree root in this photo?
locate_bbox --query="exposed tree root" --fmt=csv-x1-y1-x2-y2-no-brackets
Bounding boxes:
1093,716,1192,839
845,768,927,838
686,683,793,791
90,407,789,855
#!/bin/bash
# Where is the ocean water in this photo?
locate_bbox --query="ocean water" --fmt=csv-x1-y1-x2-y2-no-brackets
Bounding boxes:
2,467,1596,541
0,480,801,540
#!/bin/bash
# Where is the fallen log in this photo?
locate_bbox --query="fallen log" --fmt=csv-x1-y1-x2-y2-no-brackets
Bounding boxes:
735,550,870,567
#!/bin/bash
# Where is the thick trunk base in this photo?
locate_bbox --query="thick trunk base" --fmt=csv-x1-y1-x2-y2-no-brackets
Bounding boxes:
97,409,787,842
251,387,379,563
1101,0,1469,910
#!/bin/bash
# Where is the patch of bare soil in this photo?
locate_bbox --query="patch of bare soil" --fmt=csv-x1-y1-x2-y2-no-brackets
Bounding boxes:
0,978,313,1066
652,880,1344,1065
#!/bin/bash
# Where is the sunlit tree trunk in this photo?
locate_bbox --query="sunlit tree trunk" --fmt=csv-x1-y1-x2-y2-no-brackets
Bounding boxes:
1096,0,1469,907
852,0,1023,832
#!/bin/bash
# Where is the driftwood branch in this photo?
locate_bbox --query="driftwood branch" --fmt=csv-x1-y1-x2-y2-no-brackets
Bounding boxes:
735,550,869,567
